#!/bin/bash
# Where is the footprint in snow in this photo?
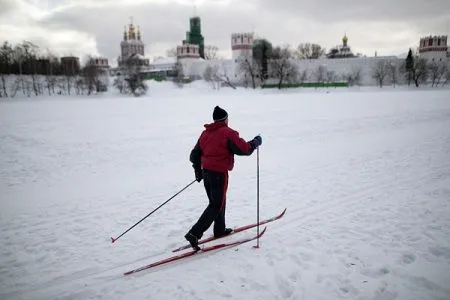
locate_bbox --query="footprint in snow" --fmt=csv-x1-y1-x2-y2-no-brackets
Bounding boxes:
275,275,295,299
338,285,359,298
400,253,416,265
428,245,450,259
361,266,390,278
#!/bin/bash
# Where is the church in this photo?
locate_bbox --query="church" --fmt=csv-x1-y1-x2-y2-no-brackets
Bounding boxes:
116,18,150,71
110,17,449,87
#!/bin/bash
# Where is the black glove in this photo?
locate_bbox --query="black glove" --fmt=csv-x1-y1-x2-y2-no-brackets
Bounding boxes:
250,135,262,149
194,167,203,182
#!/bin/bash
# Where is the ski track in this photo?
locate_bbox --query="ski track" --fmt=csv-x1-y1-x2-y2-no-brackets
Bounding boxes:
1,87,450,300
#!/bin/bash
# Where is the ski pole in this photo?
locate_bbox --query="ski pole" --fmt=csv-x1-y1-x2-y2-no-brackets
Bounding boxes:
254,145,260,249
111,179,196,243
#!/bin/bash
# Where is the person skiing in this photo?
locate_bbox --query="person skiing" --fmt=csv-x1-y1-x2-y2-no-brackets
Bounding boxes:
185,106,262,251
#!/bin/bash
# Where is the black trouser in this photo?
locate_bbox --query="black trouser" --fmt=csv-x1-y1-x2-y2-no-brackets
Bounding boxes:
189,169,229,239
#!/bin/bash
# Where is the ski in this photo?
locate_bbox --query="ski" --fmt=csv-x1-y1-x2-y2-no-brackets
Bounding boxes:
172,208,286,253
123,227,267,276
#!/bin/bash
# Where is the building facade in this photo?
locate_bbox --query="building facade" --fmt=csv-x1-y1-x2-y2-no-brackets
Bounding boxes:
326,35,357,59
117,19,150,68
60,56,80,75
181,17,205,59
110,17,449,87
418,35,449,62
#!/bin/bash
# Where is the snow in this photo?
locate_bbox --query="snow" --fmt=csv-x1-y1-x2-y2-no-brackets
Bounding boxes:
1,83,450,300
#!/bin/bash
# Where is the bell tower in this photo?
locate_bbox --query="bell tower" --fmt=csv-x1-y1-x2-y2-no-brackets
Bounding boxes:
118,17,149,67
182,16,205,59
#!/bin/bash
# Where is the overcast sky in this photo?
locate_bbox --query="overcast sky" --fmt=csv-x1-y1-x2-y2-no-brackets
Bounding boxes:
0,0,449,65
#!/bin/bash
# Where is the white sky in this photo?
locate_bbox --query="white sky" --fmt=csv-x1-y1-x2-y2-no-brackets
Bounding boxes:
0,0,449,65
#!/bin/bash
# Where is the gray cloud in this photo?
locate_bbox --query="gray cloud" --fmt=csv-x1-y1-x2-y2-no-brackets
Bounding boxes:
36,1,264,62
0,0,19,16
1,0,449,64
257,0,450,23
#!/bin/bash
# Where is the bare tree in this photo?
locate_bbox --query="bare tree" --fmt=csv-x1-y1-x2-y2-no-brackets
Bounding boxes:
81,58,104,95
372,60,390,88
326,70,337,83
219,62,236,89
113,54,148,96
204,46,220,60
20,41,41,96
412,58,429,87
43,51,59,96
0,41,13,97
298,70,309,83
203,65,221,90
270,45,299,89
295,43,326,59
315,65,327,83
125,56,148,96
238,52,259,88
13,44,26,95
442,67,450,86
343,67,362,86
61,55,79,95
75,78,84,95
428,61,447,87
173,58,185,88
388,62,399,87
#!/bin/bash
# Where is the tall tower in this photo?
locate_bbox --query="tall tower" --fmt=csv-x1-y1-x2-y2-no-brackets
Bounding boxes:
118,17,149,67
231,33,254,61
342,34,348,47
419,35,448,62
231,33,254,85
182,16,205,59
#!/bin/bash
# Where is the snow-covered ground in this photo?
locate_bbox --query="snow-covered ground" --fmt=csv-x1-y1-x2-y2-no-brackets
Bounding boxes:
1,83,450,300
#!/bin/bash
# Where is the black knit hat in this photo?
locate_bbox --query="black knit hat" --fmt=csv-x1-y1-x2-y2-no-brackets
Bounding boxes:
213,106,228,122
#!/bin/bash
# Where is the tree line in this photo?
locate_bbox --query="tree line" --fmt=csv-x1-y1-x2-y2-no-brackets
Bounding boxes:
371,48,449,88
0,40,107,98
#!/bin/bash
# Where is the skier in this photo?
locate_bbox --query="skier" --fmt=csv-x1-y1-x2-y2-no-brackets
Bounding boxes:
185,106,262,251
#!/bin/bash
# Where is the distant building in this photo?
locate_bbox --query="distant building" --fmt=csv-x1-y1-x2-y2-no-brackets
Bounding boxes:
109,15,448,87
180,16,205,59
117,18,150,68
177,43,200,59
418,35,448,62
86,57,110,91
231,32,254,83
60,56,80,75
88,57,110,70
326,35,357,59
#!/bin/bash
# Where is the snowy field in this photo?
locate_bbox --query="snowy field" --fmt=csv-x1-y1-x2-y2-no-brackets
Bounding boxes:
1,83,450,300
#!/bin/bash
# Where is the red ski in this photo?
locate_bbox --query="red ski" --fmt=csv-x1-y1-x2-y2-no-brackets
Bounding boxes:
172,208,286,253
123,227,267,276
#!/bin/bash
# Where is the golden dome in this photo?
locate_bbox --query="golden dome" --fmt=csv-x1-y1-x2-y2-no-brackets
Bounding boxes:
342,34,348,46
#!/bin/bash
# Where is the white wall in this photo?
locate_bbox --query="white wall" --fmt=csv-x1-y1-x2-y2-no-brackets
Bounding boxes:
291,56,399,86
180,55,401,86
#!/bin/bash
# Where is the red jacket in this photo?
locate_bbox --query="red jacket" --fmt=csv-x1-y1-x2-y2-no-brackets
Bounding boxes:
190,121,256,172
